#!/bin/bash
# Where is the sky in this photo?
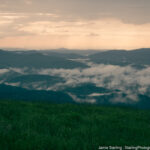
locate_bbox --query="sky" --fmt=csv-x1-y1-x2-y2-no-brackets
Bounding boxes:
0,0,150,50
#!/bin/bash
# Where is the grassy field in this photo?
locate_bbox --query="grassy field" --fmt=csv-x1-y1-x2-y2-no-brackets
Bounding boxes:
0,100,150,150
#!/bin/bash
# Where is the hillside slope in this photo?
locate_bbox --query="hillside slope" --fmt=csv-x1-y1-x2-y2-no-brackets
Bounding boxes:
0,100,150,150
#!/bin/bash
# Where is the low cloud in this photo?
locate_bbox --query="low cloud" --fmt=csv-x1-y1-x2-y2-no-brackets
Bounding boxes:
68,93,96,104
36,64,150,101
0,64,150,103
0,69,9,74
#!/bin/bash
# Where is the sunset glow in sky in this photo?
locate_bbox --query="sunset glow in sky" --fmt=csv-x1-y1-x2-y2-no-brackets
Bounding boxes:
0,0,150,50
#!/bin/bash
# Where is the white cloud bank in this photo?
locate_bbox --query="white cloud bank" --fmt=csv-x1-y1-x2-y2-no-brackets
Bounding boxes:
0,64,150,103
35,64,150,101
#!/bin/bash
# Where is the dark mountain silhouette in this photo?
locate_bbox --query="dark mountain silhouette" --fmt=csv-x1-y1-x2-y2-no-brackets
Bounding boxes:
6,74,63,84
0,84,73,103
0,50,88,69
89,48,150,68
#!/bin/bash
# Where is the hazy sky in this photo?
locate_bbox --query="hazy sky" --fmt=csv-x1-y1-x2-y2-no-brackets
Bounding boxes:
0,0,150,50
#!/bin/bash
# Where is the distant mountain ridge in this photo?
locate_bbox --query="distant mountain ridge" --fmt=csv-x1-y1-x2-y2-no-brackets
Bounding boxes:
0,48,150,108
0,48,150,68
0,49,88,69
89,48,150,68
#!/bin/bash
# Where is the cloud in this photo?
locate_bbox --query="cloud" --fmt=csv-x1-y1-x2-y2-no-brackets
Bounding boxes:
34,64,150,101
24,0,33,5
0,69,9,74
0,0,150,49
0,63,150,103
18,19,150,37
1,0,150,24
0,12,29,38
68,93,96,104
0,18,150,49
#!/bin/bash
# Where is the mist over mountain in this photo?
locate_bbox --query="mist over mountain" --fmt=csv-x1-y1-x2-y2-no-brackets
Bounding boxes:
0,48,150,108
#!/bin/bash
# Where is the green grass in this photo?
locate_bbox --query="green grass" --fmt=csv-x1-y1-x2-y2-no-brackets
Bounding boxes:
0,100,150,150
